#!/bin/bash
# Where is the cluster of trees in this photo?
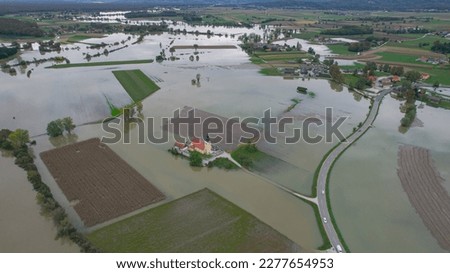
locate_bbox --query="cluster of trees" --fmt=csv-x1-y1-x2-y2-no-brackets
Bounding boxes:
348,41,371,52
230,143,259,169
431,41,450,54
396,79,419,127
385,28,430,34
46,117,76,137
0,18,44,37
0,128,98,252
347,36,387,53
0,46,18,60
125,10,178,19
189,151,204,167
321,25,373,36
38,40,61,53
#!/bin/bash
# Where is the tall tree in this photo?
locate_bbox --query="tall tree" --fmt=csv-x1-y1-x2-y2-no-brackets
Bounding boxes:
47,119,64,137
8,129,29,149
404,70,421,83
62,117,76,134
329,63,344,83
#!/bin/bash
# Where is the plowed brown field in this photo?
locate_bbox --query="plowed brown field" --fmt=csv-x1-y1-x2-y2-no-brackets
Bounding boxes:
41,138,165,227
397,145,450,251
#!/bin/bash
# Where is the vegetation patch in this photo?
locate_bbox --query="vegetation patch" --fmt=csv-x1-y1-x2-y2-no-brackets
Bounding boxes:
207,157,239,170
112,69,160,102
259,67,282,76
87,188,302,252
48,59,154,69
40,138,165,227
231,144,267,169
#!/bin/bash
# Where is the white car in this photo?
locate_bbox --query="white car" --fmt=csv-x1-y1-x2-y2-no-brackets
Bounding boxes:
321,190,325,195
336,245,343,253
323,217,327,224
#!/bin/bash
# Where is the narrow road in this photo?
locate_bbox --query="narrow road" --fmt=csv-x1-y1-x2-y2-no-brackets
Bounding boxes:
317,88,392,252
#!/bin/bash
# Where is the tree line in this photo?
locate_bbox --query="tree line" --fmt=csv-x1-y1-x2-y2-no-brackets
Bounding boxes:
0,46,18,60
0,128,98,252
431,41,450,54
321,25,373,36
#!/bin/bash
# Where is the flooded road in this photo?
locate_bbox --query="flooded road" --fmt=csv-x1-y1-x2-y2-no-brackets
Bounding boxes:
0,155,78,252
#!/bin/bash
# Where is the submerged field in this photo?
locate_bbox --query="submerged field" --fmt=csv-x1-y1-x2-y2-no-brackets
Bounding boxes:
48,59,154,69
87,188,302,253
112,69,160,102
40,138,166,227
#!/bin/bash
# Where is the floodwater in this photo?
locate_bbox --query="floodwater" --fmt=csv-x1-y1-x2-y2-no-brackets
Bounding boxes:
0,155,78,252
330,96,450,252
1,25,373,251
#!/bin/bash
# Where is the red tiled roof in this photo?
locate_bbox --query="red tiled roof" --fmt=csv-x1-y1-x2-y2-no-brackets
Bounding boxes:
190,138,205,151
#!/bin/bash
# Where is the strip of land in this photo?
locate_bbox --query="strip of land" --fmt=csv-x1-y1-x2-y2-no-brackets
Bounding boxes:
171,45,236,50
112,69,160,102
40,138,165,227
397,145,450,251
87,188,302,253
47,59,154,69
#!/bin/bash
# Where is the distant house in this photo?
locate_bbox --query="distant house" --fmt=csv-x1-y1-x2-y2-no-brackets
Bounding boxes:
379,78,392,87
391,75,401,83
368,75,377,83
421,73,431,80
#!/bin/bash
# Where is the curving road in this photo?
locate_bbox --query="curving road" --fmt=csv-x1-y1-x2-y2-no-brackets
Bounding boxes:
316,88,392,253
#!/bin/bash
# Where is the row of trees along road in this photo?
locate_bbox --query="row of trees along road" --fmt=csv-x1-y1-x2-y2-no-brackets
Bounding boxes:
46,117,75,137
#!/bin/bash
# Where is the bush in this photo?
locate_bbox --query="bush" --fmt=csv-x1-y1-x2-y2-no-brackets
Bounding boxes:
189,151,203,167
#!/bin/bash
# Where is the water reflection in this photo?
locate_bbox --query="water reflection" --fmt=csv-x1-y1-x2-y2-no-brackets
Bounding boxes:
48,134,79,148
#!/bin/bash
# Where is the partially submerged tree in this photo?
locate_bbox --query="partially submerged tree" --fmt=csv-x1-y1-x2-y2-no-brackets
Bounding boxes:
47,119,64,137
62,117,76,134
189,151,203,167
8,129,29,149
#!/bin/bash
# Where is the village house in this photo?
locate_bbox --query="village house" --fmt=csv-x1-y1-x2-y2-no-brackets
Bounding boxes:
421,73,431,80
173,138,212,156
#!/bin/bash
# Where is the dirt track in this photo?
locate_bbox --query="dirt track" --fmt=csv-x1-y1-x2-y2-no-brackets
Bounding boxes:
397,145,450,251
41,138,165,227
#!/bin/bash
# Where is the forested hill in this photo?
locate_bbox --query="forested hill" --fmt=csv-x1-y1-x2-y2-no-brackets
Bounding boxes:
0,18,44,37
0,0,448,12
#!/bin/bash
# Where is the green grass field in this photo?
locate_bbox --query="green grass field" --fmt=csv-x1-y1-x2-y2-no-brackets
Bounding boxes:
328,44,357,56
376,52,431,65
67,35,96,43
48,59,154,69
254,51,309,62
387,35,449,50
259,67,282,76
418,66,450,85
112,69,160,102
87,189,300,252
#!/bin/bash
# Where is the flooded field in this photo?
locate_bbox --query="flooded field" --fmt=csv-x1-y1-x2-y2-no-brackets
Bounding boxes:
1,25,375,251
330,96,450,252
0,155,78,252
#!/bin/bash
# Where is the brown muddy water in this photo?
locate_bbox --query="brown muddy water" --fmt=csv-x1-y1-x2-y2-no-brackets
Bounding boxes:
0,155,78,252
2,30,371,251
330,96,450,252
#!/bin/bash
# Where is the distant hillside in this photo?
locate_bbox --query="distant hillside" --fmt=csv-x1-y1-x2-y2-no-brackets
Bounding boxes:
0,0,448,13
0,18,44,37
